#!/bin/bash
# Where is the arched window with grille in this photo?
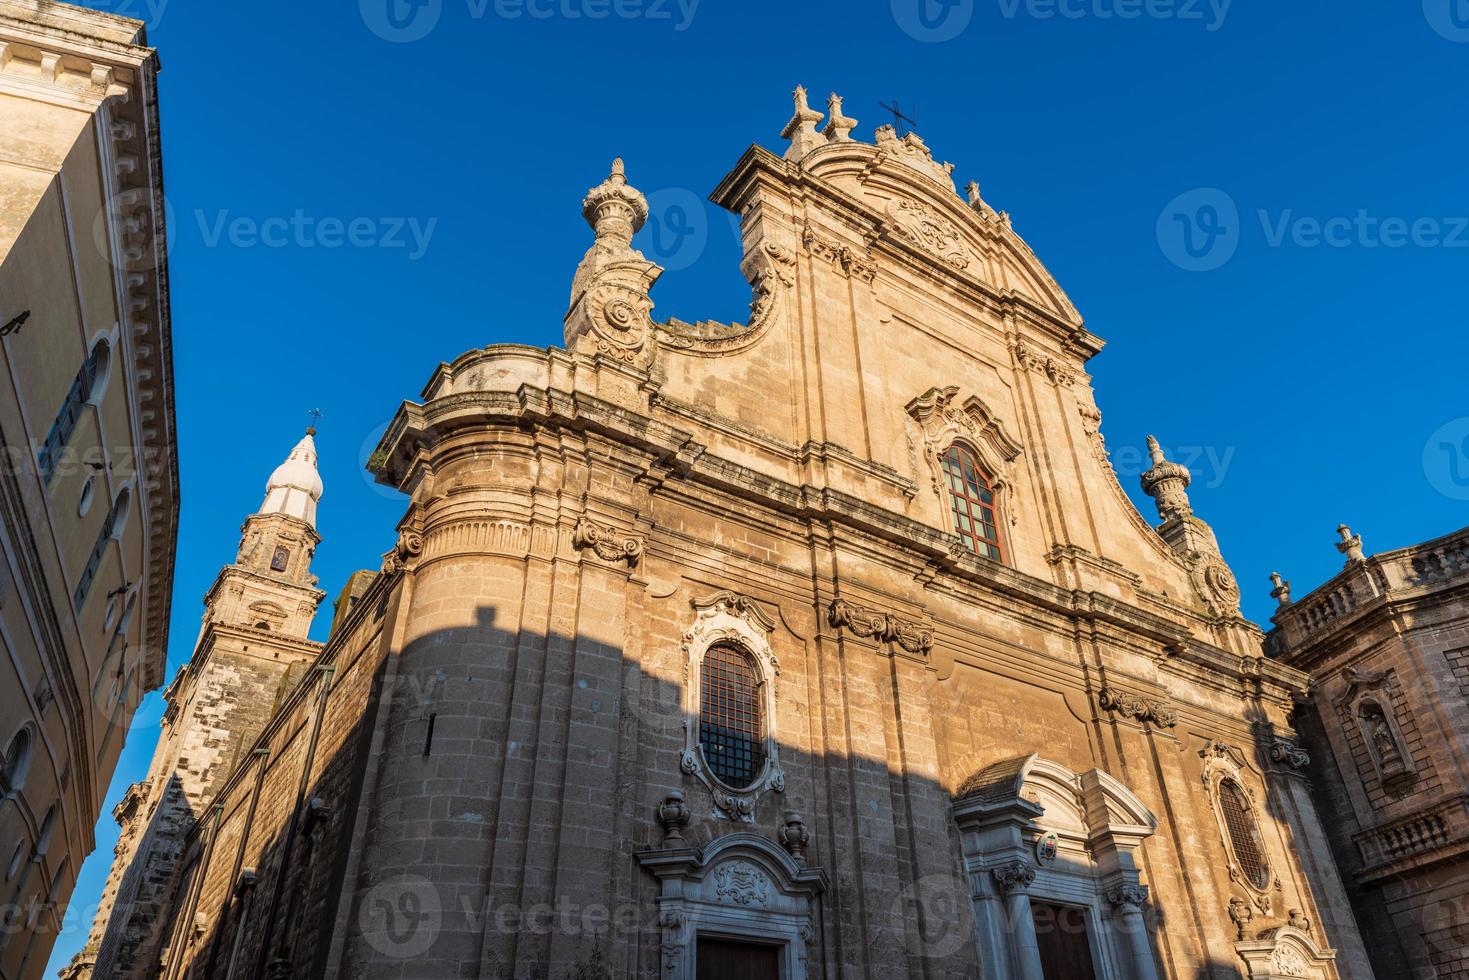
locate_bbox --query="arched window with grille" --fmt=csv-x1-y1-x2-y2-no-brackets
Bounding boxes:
941,443,1004,562
1217,776,1271,890
698,644,766,790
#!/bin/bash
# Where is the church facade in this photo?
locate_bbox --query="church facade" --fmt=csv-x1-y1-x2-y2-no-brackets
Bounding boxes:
78,90,1375,979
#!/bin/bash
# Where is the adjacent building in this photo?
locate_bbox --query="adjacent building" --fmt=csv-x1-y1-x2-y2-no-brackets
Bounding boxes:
73,89,1375,979
65,432,325,980
0,2,176,978
1269,525,1469,980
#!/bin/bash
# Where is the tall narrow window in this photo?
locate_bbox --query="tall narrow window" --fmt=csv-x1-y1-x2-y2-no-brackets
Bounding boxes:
699,644,765,789
1218,777,1270,890
38,339,110,485
74,488,130,610
941,444,1004,562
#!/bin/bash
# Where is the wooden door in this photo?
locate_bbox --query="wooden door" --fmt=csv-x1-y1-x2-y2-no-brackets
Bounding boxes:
1032,901,1099,980
696,937,780,980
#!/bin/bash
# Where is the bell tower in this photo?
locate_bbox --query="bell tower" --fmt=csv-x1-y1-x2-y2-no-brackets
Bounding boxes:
203,427,325,638
73,430,328,980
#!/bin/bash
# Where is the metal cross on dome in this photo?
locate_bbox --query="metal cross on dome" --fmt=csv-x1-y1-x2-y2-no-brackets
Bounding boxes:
879,99,918,135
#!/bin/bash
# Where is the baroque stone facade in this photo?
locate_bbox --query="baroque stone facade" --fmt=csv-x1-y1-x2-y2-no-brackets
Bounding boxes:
0,2,176,977
80,89,1373,979
1269,524,1469,980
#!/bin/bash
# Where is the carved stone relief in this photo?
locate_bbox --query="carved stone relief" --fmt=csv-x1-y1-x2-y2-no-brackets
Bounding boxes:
828,598,934,659
884,196,970,270
571,517,644,567
1097,686,1178,728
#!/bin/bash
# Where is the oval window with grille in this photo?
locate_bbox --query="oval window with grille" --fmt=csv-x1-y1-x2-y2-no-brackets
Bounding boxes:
698,644,766,790
1218,777,1271,890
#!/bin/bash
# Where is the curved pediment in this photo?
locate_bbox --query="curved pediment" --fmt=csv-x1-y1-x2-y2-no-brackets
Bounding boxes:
799,136,1083,325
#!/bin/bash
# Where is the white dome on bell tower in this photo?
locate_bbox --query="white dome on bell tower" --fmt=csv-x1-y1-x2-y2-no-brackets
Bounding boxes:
258,427,323,527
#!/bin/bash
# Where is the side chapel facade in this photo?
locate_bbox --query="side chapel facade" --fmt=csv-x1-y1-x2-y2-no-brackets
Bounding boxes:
75,89,1375,980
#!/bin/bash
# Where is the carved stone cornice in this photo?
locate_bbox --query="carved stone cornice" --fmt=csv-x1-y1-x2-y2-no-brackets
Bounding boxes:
1098,686,1178,729
571,517,643,567
828,598,934,659
373,379,1312,705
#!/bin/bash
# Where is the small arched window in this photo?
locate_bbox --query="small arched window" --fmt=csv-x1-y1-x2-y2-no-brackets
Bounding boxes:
699,644,765,789
941,444,1004,562
1217,777,1270,890
38,338,111,485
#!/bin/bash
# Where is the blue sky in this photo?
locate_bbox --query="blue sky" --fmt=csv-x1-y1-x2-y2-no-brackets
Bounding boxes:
47,0,1469,970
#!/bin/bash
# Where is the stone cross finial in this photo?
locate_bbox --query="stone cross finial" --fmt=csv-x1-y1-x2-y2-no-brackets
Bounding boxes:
823,92,857,142
781,85,824,161
1139,435,1193,523
1269,572,1292,608
1336,524,1365,564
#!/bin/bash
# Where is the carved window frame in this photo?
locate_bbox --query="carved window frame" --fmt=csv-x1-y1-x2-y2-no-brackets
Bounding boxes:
680,592,784,822
1200,742,1277,910
940,442,1006,562
904,387,1023,554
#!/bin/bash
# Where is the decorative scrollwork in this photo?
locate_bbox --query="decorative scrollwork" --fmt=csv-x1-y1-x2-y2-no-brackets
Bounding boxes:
828,599,934,657
712,861,771,907
571,517,643,567
885,197,970,270
1269,739,1310,770
991,860,1036,894
1098,686,1178,728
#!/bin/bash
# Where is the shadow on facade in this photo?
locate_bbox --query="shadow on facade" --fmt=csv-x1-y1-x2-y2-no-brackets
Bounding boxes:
96,590,1300,980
